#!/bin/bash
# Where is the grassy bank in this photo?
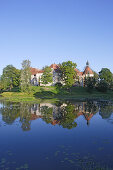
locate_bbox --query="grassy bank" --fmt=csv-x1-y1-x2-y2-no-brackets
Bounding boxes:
0,86,113,102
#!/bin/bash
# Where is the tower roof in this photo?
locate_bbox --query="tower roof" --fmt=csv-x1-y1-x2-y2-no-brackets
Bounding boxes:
83,66,93,75
86,60,89,66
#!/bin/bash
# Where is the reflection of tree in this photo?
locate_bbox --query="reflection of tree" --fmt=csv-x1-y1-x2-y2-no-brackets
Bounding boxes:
0,101,20,124
0,101,32,131
19,103,32,131
99,102,113,119
58,104,77,129
83,101,99,125
41,106,53,124
41,103,78,129
1,100,111,131
84,101,98,115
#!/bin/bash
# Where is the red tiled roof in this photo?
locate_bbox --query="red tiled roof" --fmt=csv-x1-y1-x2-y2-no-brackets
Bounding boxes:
75,68,83,76
83,66,93,75
84,114,94,121
51,120,60,125
50,64,60,70
30,114,42,120
77,112,83,116
30,67,44,75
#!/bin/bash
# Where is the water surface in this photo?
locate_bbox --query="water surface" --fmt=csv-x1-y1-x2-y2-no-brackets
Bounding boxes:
0,100,113,170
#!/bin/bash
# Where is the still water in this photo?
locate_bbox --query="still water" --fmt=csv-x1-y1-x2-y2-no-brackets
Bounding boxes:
0,100,113,170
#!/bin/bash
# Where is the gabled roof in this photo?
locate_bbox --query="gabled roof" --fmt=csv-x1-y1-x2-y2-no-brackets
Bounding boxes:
30,67,44,75
50,64,60,70
75,68,83,76
30,114,42,120
50,64,60,73
83,66,93,75
51,120,60,125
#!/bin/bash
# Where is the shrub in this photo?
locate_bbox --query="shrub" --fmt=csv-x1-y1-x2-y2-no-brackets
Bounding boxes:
97,80,108,92
55,82,63,88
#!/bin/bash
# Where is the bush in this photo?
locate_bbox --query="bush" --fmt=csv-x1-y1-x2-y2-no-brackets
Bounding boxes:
55,82,63,88
109,82,113,91
97,80,108,92
84,77,96,92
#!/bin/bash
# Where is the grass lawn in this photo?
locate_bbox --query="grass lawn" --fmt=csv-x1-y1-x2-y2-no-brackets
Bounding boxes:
0,86,113,102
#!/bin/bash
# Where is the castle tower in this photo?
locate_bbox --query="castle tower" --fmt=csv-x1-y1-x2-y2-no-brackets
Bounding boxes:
86,60,89,66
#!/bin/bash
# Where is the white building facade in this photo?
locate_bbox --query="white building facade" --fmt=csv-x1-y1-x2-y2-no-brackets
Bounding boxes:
30,62,94,87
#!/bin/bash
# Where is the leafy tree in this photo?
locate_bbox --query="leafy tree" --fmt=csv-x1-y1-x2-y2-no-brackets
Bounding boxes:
85,77,96,91
99,68,113,85
20,60,31,93
0,76,4,90
60,61,77,88
97,80,108,92
41,66,53,85
110,81,113,91
0,65,20,90
94,71,99,80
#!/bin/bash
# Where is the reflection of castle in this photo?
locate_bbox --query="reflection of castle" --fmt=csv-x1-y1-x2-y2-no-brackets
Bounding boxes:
30,101,98,126
1,101,113,131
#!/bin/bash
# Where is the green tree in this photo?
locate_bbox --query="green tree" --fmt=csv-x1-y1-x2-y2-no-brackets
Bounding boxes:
94,71,99,80
0,76,4,90
20,60,31,92
97,80,108,92
0,65,20,90
41,66,53,85
60,61,77,88
85,77,97,91
99,68,113,85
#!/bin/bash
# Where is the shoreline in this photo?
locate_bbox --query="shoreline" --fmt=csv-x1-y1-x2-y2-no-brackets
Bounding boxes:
0,86,113,103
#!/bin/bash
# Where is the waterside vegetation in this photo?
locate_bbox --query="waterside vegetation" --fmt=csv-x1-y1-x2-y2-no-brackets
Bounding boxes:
1,86,113,102
0,60,113,102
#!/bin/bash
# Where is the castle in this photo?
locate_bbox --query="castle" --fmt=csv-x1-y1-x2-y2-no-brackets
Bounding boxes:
30,61,94,86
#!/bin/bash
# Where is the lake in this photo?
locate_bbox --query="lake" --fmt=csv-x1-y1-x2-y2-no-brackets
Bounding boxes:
0,100,113,170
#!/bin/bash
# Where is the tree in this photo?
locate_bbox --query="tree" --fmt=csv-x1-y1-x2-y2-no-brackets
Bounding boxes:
94,71,99,80
41,66,53,85
99,68,113,85
97,80,108,92
60,61,77,88
0,65,20,90
0,76,9,90
85,77,96,91
0,76,4,90
20,60,31,92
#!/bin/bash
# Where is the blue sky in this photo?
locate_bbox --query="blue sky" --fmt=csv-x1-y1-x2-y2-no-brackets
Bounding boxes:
0,0,113,74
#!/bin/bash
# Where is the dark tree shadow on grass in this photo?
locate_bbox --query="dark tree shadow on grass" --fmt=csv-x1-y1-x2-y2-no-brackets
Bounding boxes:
34,88,56,99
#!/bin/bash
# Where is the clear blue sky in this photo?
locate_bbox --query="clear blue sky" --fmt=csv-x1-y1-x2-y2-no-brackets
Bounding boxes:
0,0,113,74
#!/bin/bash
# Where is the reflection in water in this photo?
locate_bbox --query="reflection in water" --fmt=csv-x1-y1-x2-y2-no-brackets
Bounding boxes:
0,100,113,170
0,100,113,131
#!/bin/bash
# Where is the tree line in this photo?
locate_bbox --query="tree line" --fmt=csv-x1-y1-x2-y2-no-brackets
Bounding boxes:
85,68,113,92
0,60,113,93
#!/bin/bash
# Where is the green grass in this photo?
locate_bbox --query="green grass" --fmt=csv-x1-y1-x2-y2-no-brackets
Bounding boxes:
0,86,113,102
